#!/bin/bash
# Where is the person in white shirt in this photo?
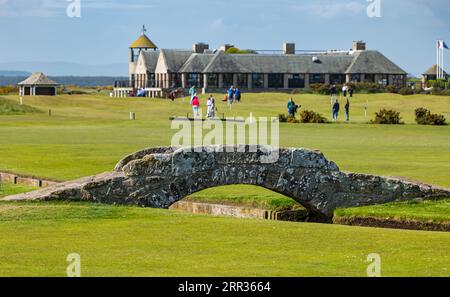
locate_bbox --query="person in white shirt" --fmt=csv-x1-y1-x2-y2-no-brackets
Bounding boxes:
342,84,348,98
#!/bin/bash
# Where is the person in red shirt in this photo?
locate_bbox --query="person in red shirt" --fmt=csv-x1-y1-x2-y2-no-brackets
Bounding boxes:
191,94,200,118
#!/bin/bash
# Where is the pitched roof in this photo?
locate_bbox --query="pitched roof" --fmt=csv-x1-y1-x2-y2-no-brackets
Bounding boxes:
161,49,193,72
18,72,59,86
130,34,157,49
199,51,354,74
235,53,354,74
179,53,214,73
141,51,159,72
345,51,406,74
423,64,448,76
203,51,251,73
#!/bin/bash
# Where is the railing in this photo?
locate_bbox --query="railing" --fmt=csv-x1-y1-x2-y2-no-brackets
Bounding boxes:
114,80,158,88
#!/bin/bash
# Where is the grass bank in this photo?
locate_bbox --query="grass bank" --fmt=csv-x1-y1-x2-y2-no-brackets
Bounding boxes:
0,201,449,276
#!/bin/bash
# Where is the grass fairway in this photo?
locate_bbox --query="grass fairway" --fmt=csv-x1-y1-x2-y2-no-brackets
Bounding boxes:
0,92,449,187
0,201,449,277
1,92,450,276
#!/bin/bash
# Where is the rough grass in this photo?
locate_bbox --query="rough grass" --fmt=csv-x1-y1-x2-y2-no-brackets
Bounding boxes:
0,201,449,277
334,198,450,223
0,96,42,115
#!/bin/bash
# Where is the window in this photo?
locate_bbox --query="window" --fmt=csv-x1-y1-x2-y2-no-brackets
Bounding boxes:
268,74,284,88
207,74,218,87
172,73,181,88
188,73,200,87
330,74,344,84
223,74,234,88
378,74,388,86
351,74,361,82
364,74,375,83
251,74,264,88
237,74,248,88
310,74,325,84
391,75,404,88
289,74,305,88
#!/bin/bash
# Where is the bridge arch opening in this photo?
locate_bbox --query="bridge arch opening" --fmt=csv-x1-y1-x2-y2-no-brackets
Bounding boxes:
168,184,328,222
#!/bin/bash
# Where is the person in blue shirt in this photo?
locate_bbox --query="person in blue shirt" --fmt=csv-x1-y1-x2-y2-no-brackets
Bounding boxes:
345,99,350,121
287,98,298,117
227,86,235,109
332,100,340,121
234,88,241,102
189,85,196,101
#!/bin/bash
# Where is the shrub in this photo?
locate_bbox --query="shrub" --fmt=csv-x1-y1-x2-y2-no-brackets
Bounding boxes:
0,85,19,95
290,88,313,94
398,87,414,96
278,114,300,123
278,114,288,122
431,88,450,96
309,83,332,95
386,85,398,93
299,110,328,123
415,108,447,125
287,116,300,123
371,109,403,124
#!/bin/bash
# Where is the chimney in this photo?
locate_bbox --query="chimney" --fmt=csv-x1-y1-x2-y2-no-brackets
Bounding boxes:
283,43,295,55
193,43,209,54
352,41,366,51
219,44,234,52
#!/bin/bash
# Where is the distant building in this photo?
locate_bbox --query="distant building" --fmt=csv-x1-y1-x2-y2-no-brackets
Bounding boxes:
113,32,407,97
18,72,59,96
422,64,448,86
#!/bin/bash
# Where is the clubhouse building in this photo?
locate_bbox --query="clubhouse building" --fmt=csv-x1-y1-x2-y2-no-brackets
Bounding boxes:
113,32,407,97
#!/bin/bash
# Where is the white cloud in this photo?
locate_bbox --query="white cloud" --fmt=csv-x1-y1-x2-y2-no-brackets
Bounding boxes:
0,0,153,17
294,1,366,18
210,18,224,31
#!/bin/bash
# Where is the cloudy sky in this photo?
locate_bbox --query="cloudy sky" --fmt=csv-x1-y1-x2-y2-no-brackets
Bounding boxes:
0,0,449,75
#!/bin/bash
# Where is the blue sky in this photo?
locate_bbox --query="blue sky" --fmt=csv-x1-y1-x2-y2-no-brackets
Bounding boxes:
0,0,449,76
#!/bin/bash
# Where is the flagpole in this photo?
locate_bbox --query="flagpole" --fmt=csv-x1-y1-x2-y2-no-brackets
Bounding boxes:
437,40,440,79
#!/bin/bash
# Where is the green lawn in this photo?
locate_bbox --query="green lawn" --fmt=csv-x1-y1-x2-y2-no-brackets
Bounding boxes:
335,199,450,223
0,182,38,198
0,201,449,277
186,185,300,211
1,92,450,276
0,93,449,186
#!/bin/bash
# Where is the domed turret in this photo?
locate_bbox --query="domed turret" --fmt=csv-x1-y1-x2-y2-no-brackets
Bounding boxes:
129,25,157,63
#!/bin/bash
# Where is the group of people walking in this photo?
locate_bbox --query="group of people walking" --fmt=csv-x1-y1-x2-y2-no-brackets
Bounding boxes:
331,99,350,122
190,94,218,118
188,85,243,118
286,84,355,122
330,84,353,121
223,86,242,109
189,90,217,118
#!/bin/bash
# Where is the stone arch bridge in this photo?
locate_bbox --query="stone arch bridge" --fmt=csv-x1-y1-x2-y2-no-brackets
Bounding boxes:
3,146,450,222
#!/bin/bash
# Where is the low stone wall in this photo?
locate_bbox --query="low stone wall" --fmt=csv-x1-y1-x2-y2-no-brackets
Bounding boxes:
170,200,310,222
0,171,60,188
170,201,268,219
